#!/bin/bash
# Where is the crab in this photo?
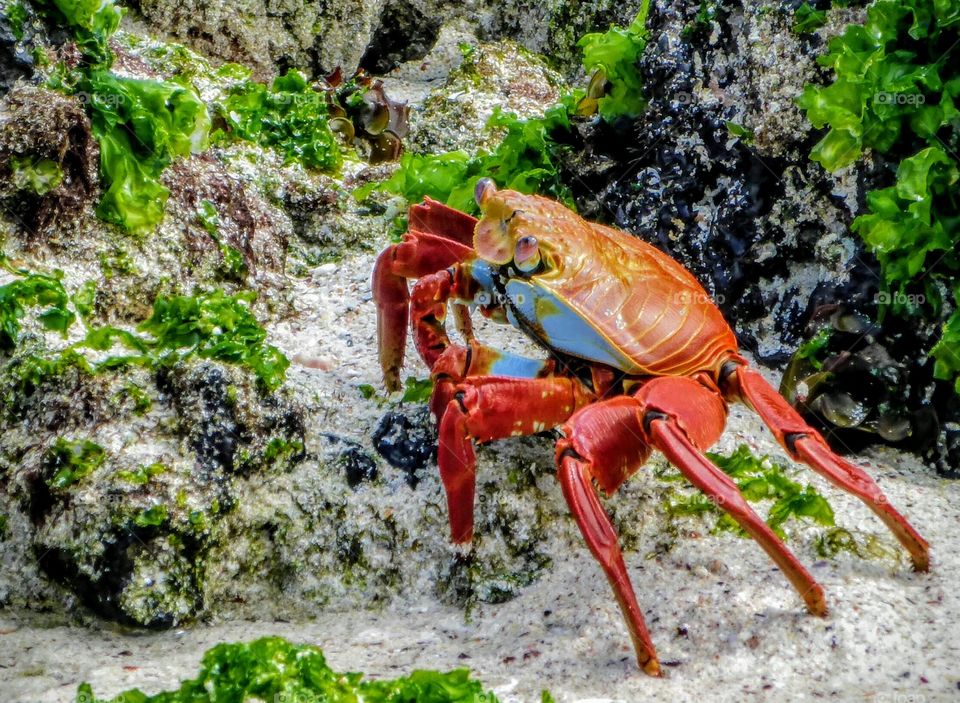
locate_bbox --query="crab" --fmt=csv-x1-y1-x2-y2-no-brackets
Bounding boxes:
371,180,930,675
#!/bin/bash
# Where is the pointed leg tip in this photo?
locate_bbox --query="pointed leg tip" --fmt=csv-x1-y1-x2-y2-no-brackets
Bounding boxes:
383,372,401,393
912,551,930,573
803,585,828,617
641,657,662,677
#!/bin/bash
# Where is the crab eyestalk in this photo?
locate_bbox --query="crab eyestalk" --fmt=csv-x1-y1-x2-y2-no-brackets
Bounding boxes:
514,235,541,272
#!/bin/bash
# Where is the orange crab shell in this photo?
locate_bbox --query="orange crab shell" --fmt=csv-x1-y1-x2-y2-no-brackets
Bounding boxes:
475,189,740,378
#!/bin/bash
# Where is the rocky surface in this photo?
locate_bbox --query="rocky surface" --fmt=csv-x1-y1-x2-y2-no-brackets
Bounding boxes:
126,0,649,80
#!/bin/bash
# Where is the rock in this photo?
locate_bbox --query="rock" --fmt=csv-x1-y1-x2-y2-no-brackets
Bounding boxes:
320,433,379,488
405,37,566,155
132,0,389,80
371,406,436,485
0,85,99,236
472,0,647,76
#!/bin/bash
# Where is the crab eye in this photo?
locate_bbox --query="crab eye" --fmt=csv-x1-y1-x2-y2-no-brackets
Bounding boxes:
514,235,541,272
475,178,497,207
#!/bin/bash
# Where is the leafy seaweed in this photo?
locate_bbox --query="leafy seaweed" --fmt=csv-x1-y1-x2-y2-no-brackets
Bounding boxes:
6,1,28,41
31,0,122,66
35,0,210,234
136,290,289,391
0,259,74,351
664,445,836,540
11,155,63,195
115,462,166,485
401,376,433,404
363,98,577,215
793,2,827,33
931,287,960,394
133,503,167,527
797,0,960,393
80,70,210,234
577,0,650,121
0,257,288,391
77,636,503,703
44,437,105,489
214,66,340,171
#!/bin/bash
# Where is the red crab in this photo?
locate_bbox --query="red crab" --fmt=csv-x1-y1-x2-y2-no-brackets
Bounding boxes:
371,180,930,675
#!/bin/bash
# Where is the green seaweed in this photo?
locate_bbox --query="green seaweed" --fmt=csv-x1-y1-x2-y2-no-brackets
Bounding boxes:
0,256,289,391
76,636,503,703
793,2,827,33
662,445,836,541
115,462,166,485
195,200,247,281
797,0,960,393
213,66,340,171
44,437,105,489
37,0,210,234
31,0,122,67
133,503,167,527
5,1,28,41
932,290,960,394
577,0,650,121
11,155,63,195
132,290,289,391
362,98,577,216
0,254,75,351
80,70,210,234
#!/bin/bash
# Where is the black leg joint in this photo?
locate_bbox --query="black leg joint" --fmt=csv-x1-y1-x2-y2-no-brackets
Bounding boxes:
642,410,670,436
784,431,807,456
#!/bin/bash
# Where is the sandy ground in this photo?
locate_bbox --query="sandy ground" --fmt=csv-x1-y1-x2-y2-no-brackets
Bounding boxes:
2,248,959,703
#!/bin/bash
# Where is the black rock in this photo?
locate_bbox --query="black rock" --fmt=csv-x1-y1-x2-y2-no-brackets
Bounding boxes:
371,406,436,486
341,443,379,488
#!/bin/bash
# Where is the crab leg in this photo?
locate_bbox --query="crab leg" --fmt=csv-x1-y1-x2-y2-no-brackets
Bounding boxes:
634,375,828,616
555,398,660,675
438,376,593,543
728,364,930,571
372,198,478,390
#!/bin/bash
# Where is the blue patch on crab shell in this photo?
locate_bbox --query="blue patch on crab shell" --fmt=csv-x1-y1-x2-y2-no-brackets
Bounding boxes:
504,279,639,372
465,259,496,295
486,351,550,378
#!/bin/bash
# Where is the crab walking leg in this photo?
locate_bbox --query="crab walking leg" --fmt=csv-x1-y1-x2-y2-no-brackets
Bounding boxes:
634,376,828,616
555,398,661,676
372,198,478,391
729,365,930,571
439,376,593,543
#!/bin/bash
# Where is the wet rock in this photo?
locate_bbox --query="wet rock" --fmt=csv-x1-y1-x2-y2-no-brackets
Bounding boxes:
473,0,648,77
0,85,99,236
360,0,441,74
162,361,307,476
405,38,566,155
163,155,290,281
321,434,379,488
132,0,389,80
781,302,960,477
0,13,34,93
371,406,436,485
